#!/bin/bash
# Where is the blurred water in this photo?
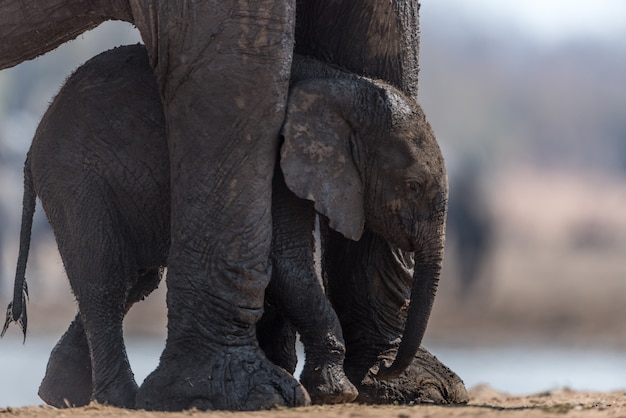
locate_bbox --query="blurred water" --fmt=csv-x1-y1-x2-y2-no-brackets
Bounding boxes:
0,336,164,408
1,337,625,407
433,345,626,396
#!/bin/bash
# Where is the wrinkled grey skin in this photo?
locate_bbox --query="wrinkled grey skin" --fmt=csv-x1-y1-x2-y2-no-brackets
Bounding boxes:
0,0,467,410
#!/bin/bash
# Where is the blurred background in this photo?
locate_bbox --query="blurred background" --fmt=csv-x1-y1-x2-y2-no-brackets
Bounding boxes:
1,0,625,406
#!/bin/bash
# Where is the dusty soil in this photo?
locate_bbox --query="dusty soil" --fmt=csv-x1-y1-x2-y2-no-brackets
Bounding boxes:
3,387,626,418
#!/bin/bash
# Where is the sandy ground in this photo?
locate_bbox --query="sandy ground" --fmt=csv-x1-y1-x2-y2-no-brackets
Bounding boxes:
2,387,626,418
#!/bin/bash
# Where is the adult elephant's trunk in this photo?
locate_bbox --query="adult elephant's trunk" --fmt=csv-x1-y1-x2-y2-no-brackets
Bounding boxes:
376,221,445,381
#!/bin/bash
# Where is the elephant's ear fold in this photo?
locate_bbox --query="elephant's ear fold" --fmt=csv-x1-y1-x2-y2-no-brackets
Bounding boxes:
280,79,365,241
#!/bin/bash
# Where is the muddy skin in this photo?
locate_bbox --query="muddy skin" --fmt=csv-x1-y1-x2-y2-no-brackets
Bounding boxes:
356,347,469,405
324,229,469,405
136,345,309,411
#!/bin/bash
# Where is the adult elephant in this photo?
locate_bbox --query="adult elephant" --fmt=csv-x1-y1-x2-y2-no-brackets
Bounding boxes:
0,0,465,410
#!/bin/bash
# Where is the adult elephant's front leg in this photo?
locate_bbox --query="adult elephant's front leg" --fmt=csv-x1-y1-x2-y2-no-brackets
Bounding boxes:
131,0,308,411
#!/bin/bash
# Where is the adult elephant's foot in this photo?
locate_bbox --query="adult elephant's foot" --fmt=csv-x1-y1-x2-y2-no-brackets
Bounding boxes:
135,344,310,411
348,346,469,405
300,362,358,404
38,319,92,408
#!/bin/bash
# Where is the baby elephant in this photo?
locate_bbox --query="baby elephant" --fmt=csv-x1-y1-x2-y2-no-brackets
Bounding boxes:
3,45,355,407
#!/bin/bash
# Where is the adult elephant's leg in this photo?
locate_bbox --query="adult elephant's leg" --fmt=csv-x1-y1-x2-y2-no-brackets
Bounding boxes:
0,1,131,70
131,0,308,411
324,230,468,405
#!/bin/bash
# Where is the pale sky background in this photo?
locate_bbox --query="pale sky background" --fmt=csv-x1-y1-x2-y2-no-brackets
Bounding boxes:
1,1,623,167
426,0,626,43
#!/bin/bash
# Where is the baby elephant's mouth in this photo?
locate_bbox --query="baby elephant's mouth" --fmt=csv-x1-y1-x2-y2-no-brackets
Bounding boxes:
396,235,415,253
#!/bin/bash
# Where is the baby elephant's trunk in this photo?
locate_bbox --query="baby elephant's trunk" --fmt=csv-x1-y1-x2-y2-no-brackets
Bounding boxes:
375,221,445,381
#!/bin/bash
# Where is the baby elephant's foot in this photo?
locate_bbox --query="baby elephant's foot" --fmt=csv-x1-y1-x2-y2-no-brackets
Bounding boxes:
92,378,139,409
351,346,469,405
38,321,92,408
136,343,310,411
300,362,358,404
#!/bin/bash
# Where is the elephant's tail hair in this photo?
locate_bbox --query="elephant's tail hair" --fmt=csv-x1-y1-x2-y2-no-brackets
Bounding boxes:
2,158,35,341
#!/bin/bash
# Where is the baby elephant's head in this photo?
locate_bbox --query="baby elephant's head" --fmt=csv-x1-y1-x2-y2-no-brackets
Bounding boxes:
281,77,447,250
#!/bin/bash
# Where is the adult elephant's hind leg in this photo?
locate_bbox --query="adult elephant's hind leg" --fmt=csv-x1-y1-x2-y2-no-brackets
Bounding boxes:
133,0,308,411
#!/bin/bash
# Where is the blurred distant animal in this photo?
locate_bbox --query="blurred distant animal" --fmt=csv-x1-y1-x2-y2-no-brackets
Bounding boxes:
447,163,493,295
0,204,5,300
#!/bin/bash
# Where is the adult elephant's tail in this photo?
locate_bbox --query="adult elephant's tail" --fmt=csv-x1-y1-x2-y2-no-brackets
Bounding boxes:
2,157,35,340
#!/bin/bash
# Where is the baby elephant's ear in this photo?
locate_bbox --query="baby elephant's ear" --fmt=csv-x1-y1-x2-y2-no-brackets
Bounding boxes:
280,79,365,241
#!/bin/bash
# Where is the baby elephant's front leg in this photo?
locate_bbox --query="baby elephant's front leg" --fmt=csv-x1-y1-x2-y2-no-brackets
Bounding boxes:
262,174,357,404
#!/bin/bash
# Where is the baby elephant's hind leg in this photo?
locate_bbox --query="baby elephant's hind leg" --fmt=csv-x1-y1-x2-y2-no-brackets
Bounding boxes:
39,269,162,407
38,317,91,408
257,303,298,374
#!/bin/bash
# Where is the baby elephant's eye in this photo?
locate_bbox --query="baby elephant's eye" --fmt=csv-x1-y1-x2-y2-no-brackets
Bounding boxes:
405,181,423,194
